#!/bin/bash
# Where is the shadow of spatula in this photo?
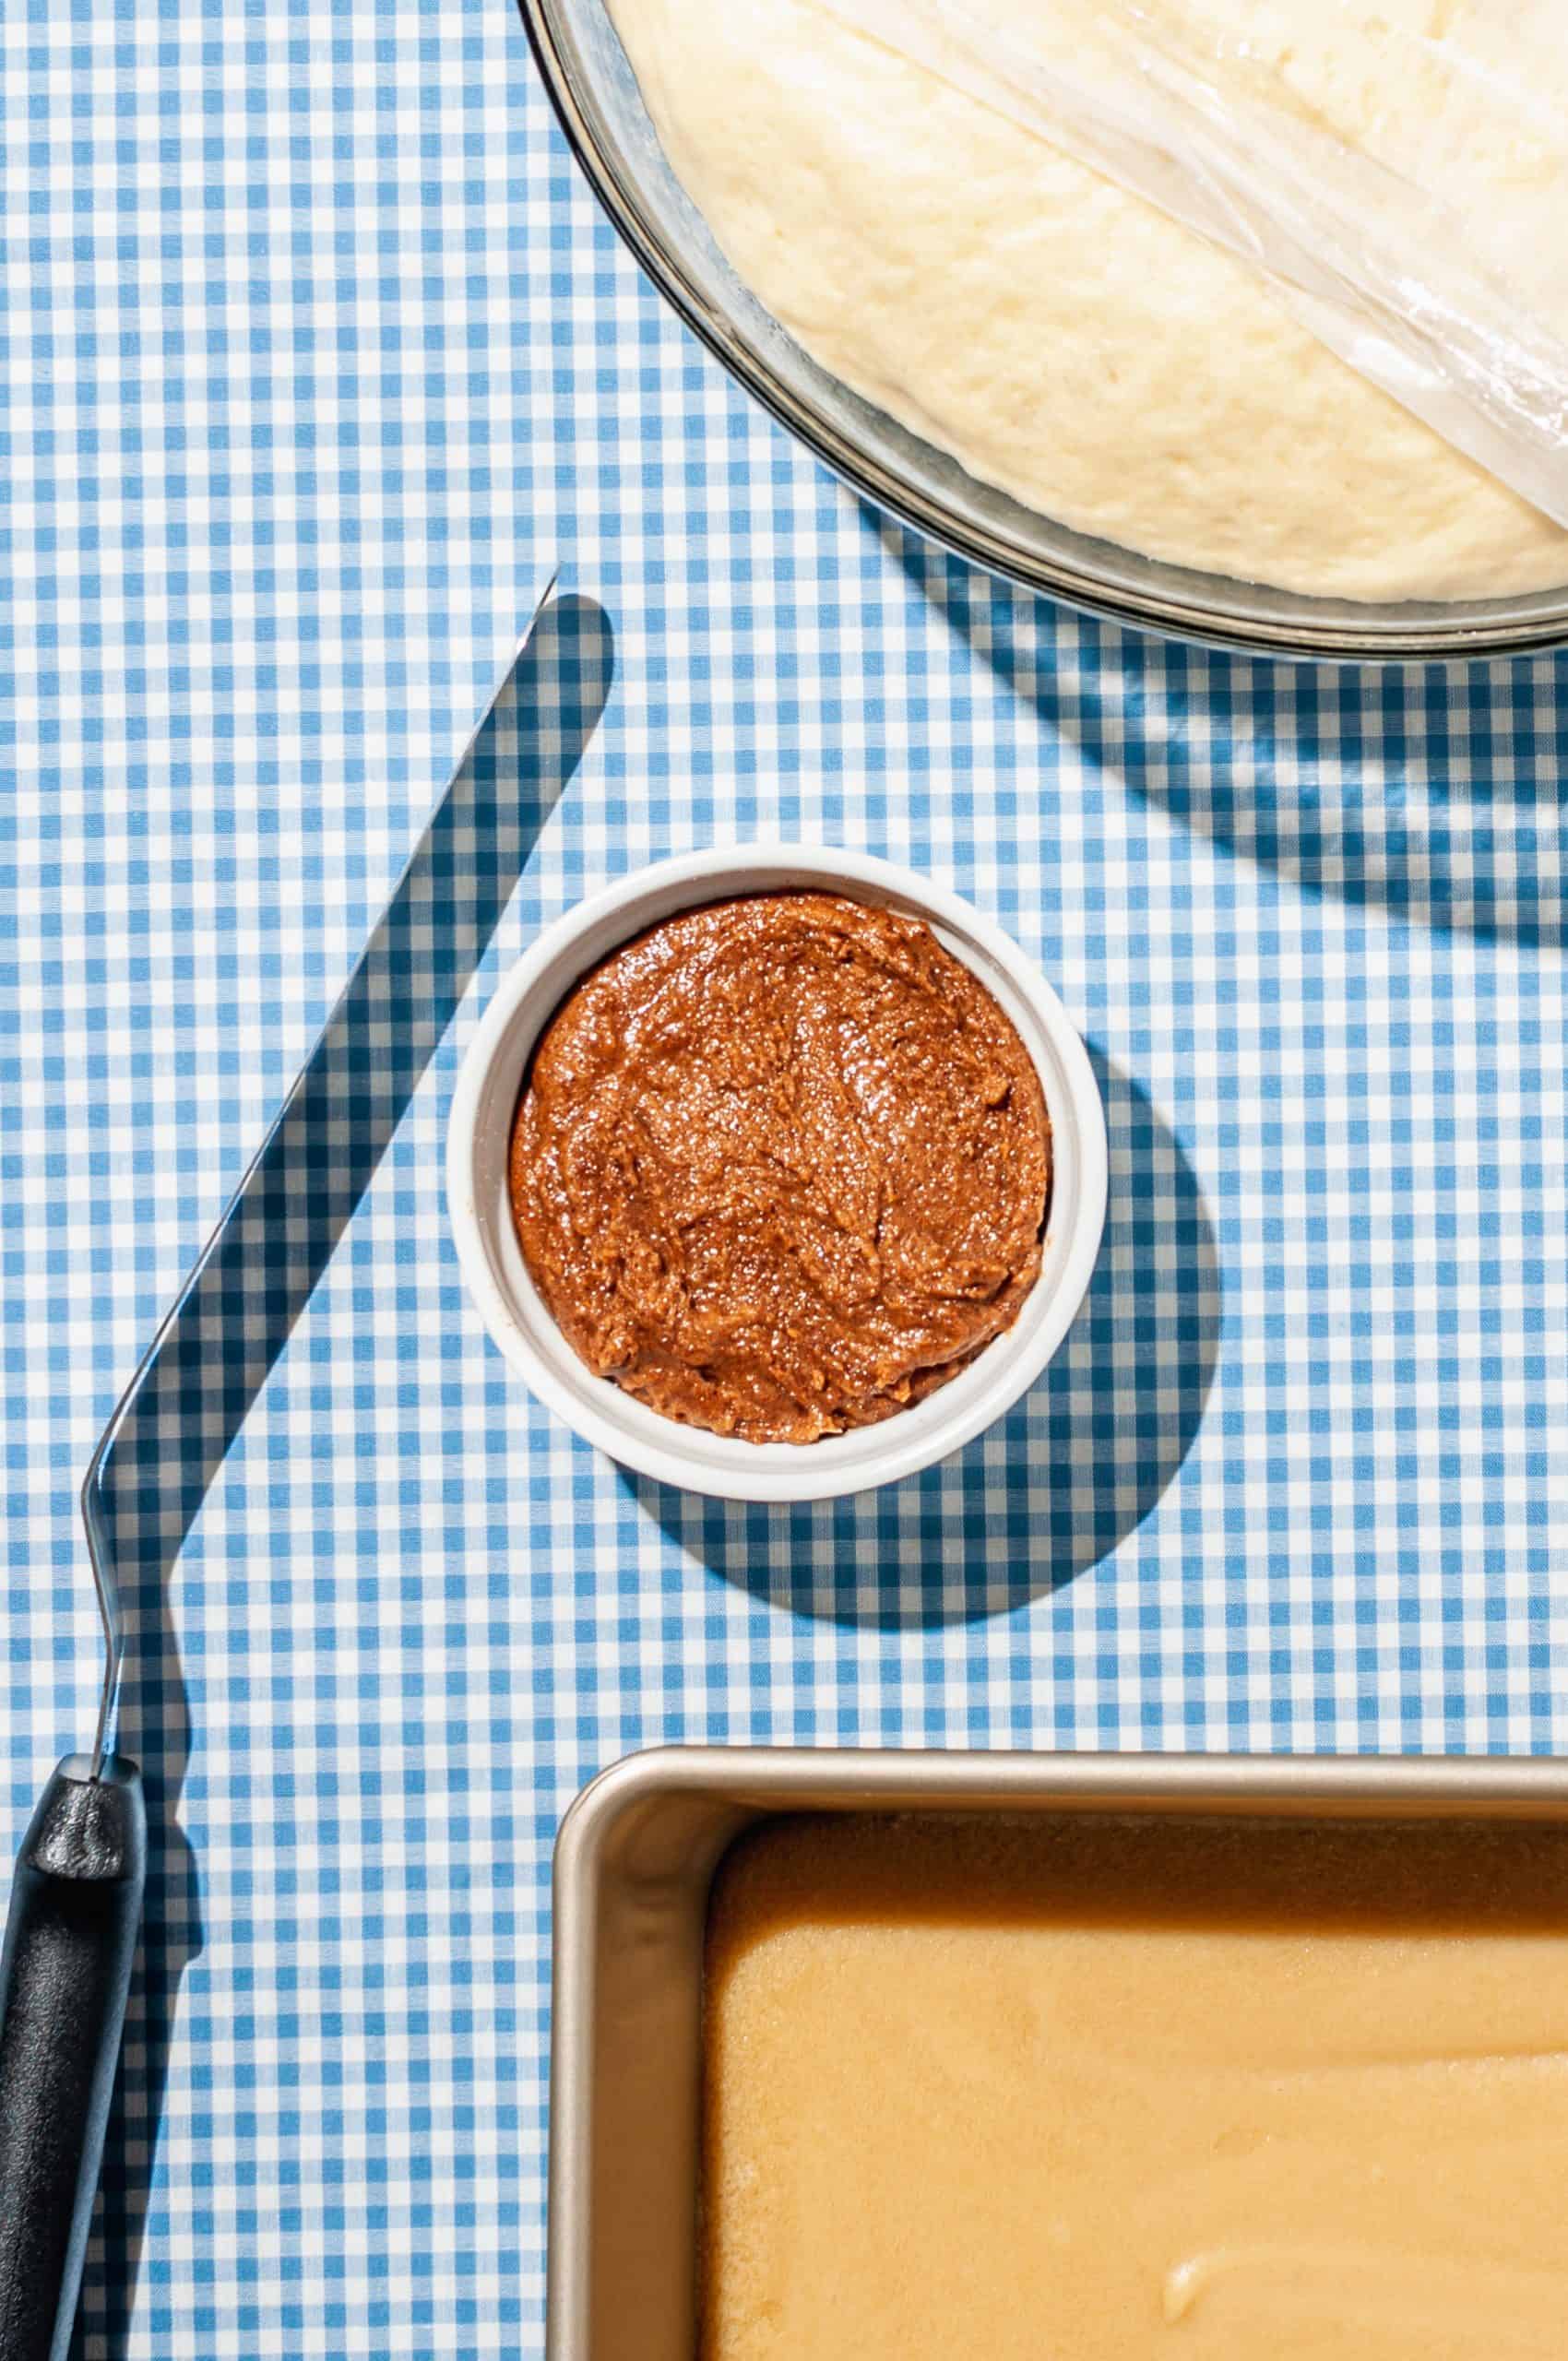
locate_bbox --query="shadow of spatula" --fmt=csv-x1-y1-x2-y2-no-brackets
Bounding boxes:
0,575,559,2361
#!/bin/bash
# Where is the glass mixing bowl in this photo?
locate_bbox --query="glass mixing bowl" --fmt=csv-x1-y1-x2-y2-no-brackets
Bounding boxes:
520,0,1568,660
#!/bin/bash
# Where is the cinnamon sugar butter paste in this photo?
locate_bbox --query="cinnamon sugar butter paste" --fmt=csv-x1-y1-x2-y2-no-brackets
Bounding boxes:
508,891,1051,1443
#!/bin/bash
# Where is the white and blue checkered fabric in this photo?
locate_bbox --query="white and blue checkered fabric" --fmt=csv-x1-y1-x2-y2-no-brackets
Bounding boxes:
4,0,1568,2351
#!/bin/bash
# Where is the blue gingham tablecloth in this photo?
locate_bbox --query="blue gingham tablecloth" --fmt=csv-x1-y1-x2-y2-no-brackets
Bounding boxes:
3,0,1568,2352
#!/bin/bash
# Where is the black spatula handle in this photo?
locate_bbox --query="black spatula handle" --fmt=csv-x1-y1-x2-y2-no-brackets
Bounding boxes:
0,1755,145,2361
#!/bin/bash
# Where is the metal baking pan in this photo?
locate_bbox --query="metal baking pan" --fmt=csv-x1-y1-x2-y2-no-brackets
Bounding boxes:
547,1743,1568,2361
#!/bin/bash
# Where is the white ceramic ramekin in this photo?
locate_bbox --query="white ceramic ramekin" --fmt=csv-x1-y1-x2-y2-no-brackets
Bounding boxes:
446,845,1108,1501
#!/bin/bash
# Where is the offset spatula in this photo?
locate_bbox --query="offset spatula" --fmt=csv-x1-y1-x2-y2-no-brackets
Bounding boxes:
0,584,557,2361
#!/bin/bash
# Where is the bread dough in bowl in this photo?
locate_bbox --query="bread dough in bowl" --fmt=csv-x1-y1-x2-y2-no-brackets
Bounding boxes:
608,0,1568,600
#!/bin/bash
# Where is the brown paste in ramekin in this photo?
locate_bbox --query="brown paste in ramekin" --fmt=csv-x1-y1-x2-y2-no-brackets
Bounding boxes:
508,891,1051,1444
